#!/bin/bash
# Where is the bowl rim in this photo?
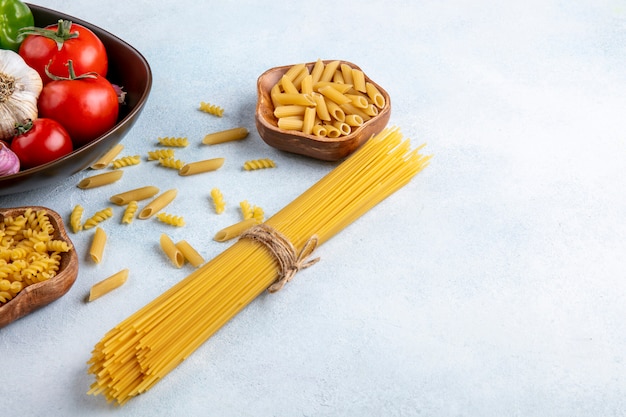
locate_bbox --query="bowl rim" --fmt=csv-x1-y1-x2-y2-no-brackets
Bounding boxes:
0,4,152,192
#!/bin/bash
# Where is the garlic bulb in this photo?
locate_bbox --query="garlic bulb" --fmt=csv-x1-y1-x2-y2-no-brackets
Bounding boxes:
0,141,20,176
0,50,43,141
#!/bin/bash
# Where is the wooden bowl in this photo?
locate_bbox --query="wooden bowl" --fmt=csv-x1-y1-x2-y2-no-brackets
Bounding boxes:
0,206,78,328
255,60,391,161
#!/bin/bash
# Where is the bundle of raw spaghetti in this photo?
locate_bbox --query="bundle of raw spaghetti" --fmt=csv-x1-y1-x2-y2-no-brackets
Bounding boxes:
87,127,431,405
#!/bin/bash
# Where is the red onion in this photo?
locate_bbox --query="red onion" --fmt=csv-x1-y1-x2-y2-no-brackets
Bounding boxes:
0,141,20,176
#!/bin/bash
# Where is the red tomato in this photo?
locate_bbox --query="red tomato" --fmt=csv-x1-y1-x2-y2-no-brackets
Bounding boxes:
11,119,73,170
18,20,108,84
38,70,119,147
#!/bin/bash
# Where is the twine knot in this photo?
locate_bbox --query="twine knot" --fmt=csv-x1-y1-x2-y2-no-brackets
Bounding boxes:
240,224,320,293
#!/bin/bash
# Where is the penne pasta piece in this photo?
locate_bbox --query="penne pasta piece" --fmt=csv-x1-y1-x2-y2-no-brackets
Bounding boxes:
332,69,344,84
138,189,178,219
365,82,386,109
175,240,205,267
89,227,107,264
313,81,353,93
351,68,367,92
202,127,249,145
91,144,124,169
340,63,354,85
364,103,379,117
318,85,351,105
323,124,342,138
346,94,369,109
110,186,160,205
160,234,184,268
89,269,129,302
312,124,328,137
310,58,325,84
340,102,371,121
299,74,313,95
291,66,309,91
282,62,306,83
345,114,364,127
280,74,299,94
179,158,225,176
273,105,307,118
213,218,260,242
302,107,316,135
319,60,340,82
324,99,345,122
311,93,331,121
277,117,304,131
332,121,351,136
271,93,315,106
77,170,123,189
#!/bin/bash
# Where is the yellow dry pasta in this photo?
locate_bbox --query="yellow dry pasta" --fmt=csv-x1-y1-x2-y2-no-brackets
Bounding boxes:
147,149,175,161
243,158,276,171
159,234,184,268
157,137,188,147
239,200,252,220
210,188,225,214
213,218,260,242
110,186,160,206
83,208,114,230
201,127,249,145
138,189,178,219
89,227,107,264
252,206,265,223
156,213,185,227
179,158,224,176
89,269,129,302
175,240,204,267
121,201,138,224
198,101,224,117
70,205,84,233
91,144,124,169
273,105,307,118
158,157,185,170
77,170,123,189
277,117,303,131
111,155,141,169
365,82,386,109
0,209,72,304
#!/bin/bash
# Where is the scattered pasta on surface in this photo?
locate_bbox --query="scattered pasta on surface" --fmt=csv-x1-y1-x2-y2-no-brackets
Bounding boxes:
91,144,124,169
252,206,265,223
0,209,73,304
83,208,114,230
156,213,185,227
122,201,138,224
70,205,84,233
111,155,141,169
147,149,175,161
239,200,252,220
157,137,188,147
77,170,123,189
89,269,129,302
243,158,276,171
210,188,225,214
198,101,224,117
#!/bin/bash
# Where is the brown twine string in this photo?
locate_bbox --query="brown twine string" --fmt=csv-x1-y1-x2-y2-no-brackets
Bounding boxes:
239,223,320,293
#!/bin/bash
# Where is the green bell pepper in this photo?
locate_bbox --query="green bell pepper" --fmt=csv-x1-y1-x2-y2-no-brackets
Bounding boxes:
0,0,34,51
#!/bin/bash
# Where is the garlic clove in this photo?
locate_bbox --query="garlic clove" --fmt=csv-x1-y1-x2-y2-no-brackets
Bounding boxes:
0,141,20,176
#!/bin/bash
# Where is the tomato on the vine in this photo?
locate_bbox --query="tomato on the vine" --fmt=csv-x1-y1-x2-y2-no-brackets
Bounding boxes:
10,118,73,170
38,61,119,147
18,19,108,84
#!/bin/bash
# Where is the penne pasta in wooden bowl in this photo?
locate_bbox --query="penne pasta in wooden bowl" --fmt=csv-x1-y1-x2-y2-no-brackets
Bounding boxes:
255,60,391,161
0,206,79,328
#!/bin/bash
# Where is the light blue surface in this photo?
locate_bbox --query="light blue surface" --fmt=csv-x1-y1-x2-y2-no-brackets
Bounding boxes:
2,1,626,415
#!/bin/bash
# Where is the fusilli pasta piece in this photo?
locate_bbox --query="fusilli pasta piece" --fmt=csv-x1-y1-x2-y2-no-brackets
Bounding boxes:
159,157,185,170
122,201,138,224
111,155,141,169
198,101,224,117
147,149,175,161
70,205,84,233
210,188,225,214
158,137,189,147
243,158,276,170
239,200,253,220
83,208,114,230
156,213,185,227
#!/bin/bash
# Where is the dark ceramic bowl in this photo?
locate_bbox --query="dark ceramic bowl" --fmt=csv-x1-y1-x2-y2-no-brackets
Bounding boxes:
0,4,152,196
